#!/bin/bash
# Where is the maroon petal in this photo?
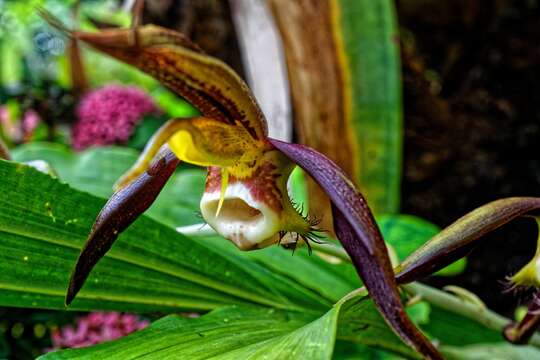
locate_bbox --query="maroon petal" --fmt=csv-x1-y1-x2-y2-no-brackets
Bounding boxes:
269,138,442,359
66,150,179,305
395,197,540,284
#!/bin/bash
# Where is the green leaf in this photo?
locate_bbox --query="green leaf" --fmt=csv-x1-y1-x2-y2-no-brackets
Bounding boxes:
196,240,431,357
441,343,540,360
11,142,206,228
40,293,418,360
337,296,421,359
334,0,402,214
206,236,360,303
421,307,502,346
40,306,336,360
0,159,330,313
379,214,466,276
333,341,405,360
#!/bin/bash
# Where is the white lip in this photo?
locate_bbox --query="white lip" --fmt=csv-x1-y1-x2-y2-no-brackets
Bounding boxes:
200,182,280,250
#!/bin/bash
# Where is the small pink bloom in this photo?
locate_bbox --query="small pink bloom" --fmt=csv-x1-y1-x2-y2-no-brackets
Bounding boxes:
72,84,160,150
22,110,41,137
48,312,149,351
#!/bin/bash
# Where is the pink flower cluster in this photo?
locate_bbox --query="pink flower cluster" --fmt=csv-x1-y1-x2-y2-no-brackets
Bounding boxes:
72,85,160,150
50,312,149,350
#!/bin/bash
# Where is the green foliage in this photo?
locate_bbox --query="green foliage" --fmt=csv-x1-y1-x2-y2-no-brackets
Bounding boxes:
0,158,333,312
422,307,502,346
0,155,538,358
0,159,420,358
0,1,536,359
11,142,205,228
40,298,414,360
441,343,540,360
209,237,360,303
38,307,319,359
379,214,467,276
335,0,402,214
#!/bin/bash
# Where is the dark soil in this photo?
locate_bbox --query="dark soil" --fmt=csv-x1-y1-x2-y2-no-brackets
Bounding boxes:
398,0,540,316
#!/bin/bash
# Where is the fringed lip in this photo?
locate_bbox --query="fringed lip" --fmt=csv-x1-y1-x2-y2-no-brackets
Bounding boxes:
200,181,280,250
200,154,311,250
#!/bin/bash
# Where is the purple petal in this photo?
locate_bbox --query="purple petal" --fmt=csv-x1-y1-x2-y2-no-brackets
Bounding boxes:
269,138,441,359
395,197,540,284
66,150,179,305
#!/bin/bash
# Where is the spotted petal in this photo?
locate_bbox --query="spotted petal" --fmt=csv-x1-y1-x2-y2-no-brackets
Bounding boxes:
39,9,268,142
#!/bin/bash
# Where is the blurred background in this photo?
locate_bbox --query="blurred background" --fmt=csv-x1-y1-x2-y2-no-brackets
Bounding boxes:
1,0,539,358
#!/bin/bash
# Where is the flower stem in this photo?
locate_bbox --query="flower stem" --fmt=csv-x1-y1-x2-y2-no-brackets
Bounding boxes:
403,282,540,348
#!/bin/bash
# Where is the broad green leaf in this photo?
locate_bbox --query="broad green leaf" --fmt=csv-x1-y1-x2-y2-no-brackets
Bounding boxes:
40,306,333,360
337,296,420,359
334,0,402,214
206,236,360,304
421,307,502,346
441,343,540,360
219,307,338,360
0,159,330,313
40,295,416,359
333,341,403,360
379,214,466,276
11,142,206,228
196,238,432,357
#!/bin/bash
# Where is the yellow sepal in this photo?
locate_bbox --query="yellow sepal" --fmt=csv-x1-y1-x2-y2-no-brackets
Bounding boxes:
115,117,260,190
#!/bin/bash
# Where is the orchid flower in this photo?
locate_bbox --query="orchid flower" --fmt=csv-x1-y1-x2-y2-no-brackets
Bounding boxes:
40,9,442,359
